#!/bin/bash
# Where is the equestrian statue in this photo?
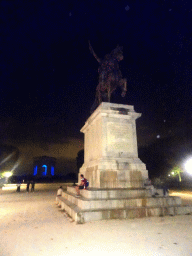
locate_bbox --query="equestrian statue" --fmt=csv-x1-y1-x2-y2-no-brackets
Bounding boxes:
89,41,127,110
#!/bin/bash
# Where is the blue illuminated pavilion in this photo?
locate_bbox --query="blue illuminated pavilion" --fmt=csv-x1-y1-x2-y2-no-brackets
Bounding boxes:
33,156,56,177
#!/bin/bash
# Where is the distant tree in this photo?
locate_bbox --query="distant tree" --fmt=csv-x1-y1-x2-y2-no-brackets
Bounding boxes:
138,134,187,179
76,149,84,170
65,172,77,182
170,166,183,182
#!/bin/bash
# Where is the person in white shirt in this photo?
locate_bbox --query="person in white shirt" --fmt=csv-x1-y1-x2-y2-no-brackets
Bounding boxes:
57,186,63,196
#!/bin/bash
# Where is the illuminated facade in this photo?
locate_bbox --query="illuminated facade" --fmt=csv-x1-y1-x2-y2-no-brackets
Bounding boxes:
33,156,56,177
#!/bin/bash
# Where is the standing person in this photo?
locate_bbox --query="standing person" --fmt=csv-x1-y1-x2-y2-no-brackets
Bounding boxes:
16,181,21,192
26,181,30,192
162,181,169,197
75,174,89,197
31,180,35,192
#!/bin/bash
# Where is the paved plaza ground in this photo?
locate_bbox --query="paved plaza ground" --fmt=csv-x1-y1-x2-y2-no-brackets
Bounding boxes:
1,184,192,256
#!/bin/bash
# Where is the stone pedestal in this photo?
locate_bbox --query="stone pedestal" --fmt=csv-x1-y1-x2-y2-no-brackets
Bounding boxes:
79,102,148,188
56,103,192,223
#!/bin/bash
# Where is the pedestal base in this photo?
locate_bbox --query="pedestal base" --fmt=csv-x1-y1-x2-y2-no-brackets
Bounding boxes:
80,158,148,188
56,187,192,224
79,103,148,188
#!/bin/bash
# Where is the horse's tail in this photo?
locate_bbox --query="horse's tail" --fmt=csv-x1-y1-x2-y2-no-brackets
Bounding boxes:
121,78,127,97
90,98,98,113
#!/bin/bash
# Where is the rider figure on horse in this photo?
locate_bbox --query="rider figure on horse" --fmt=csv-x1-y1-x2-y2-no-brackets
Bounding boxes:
89,42,127,105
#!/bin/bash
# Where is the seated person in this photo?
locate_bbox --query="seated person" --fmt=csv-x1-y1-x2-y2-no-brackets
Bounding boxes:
144,178,152,186
57,186,63,196
75,174,89,197
144,178,157,197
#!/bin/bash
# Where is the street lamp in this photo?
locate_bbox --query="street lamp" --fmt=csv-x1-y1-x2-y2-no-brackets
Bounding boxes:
169,158,192,183
3,172,12,178
184,158,192,175
1,171,13,184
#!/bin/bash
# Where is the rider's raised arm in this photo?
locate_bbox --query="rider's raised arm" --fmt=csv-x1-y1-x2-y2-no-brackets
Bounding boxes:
88,41,101,63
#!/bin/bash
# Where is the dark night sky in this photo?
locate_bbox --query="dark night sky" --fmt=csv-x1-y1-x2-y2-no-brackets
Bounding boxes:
1,0,192,175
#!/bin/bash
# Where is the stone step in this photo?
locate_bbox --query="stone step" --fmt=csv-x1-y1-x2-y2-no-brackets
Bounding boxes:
56,196,82,223
66,186,164,199
62,191,182,210
56,196,192,224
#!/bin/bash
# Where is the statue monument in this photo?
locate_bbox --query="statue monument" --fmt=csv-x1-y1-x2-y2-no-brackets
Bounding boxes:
56,44,192,223
89,42,127,110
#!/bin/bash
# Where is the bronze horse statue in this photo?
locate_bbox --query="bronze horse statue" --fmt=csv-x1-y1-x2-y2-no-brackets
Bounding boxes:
89,42,127,107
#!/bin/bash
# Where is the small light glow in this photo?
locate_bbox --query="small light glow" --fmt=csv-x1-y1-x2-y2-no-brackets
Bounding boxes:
171,171,174,175
125,5,130,11
184,158,192,175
